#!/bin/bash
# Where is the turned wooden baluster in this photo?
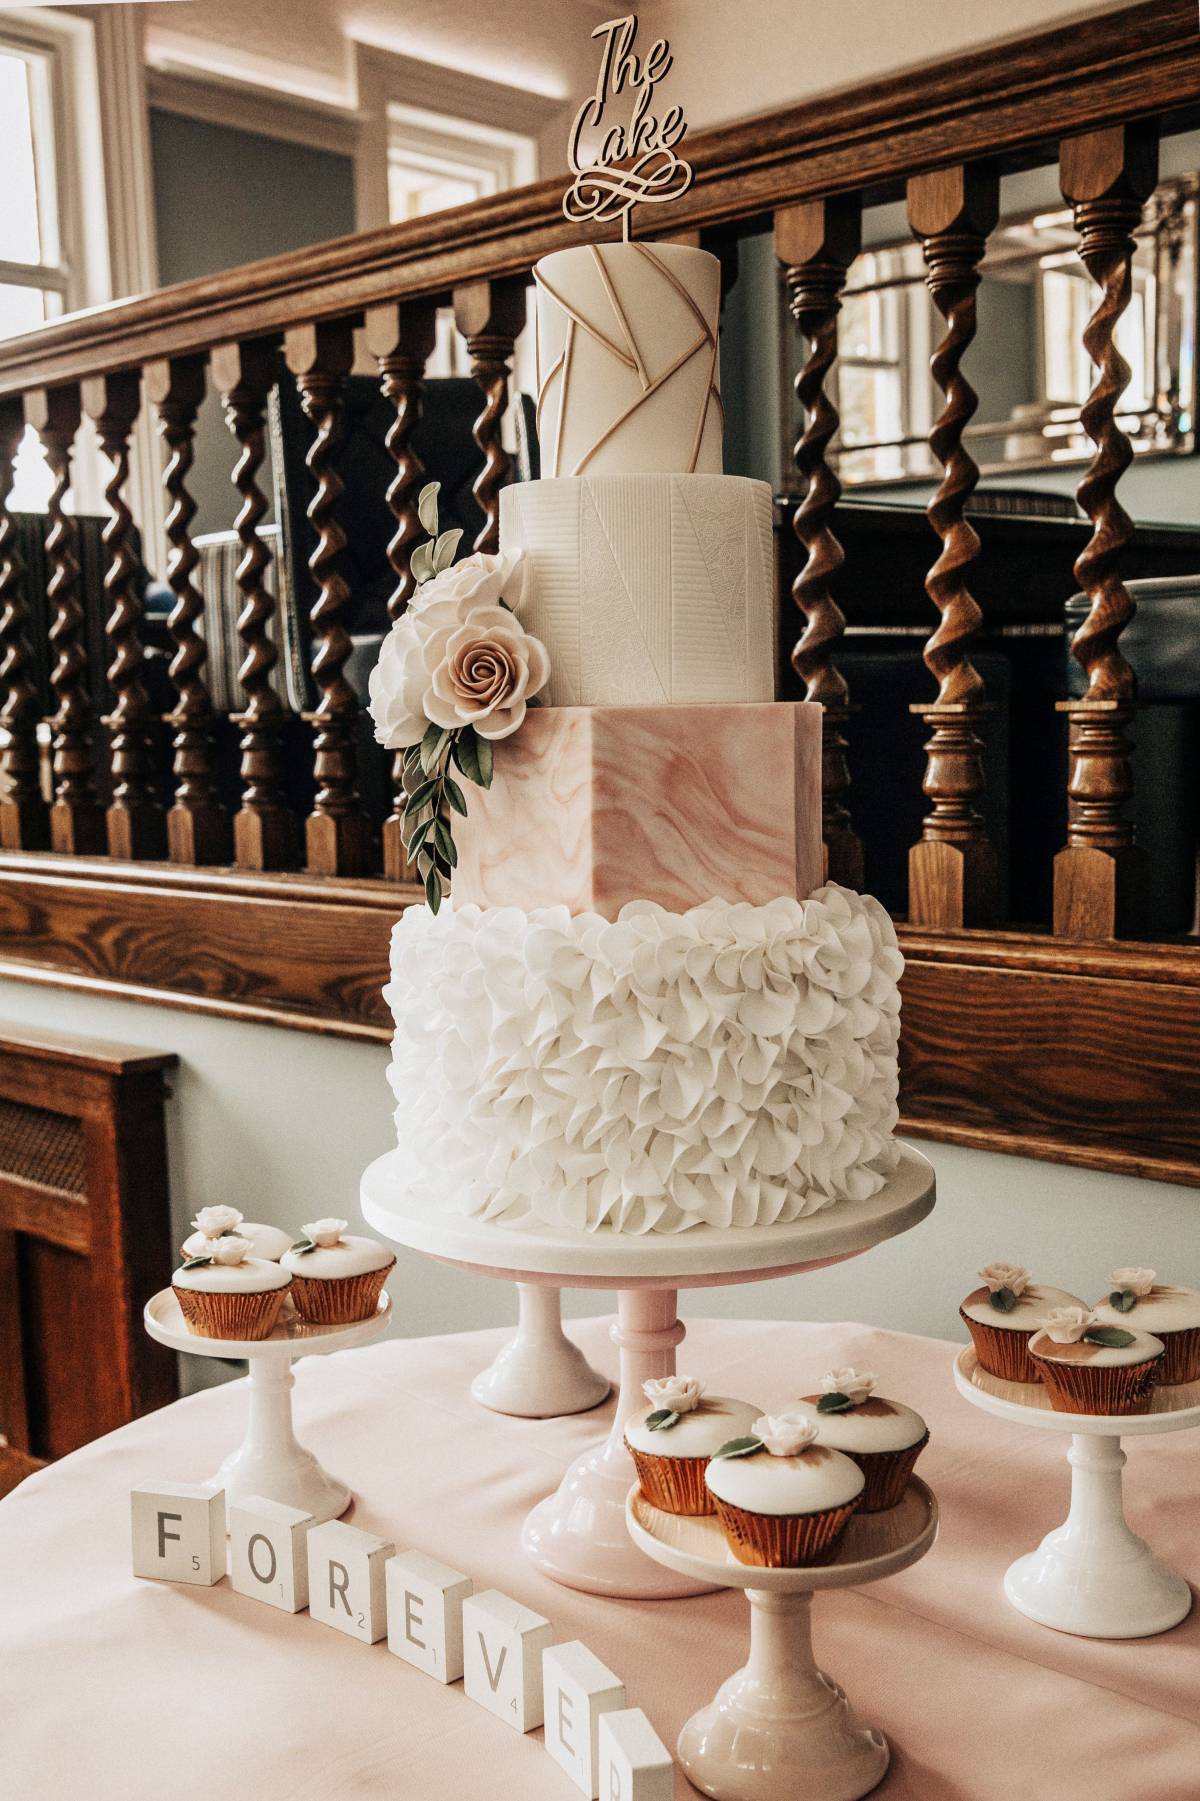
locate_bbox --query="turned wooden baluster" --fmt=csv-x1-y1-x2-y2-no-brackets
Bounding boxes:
906,165,1000,928
1054,123,1160,940
776,197,864,890
82,371,166,860
26,386,105,854
0,397,48,849
212,338,298,871
145,354,230,865
284,320,371,877
364,299,438,884
453,277,527,554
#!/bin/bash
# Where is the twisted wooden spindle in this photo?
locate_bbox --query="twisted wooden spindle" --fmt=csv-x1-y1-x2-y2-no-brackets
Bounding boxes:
1054,123,1159,940
145,354,230,866
364,300,438,884
26,386,105,854
906,165,1000,928
212,338,298,871
776,197,863,890
454,278,527,554
0,398,48,849
82,371,166,860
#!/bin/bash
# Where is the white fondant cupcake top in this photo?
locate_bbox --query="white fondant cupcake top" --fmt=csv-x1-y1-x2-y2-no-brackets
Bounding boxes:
705,1417,864,1516
1090,1279,1200,1334
785,1371,926,1453
280,1219,394,1280
182,1219,294,1263
960,1281,1086,1331
625,1379,760,1458
1028,1314,1164,1369
173,1243,291,1294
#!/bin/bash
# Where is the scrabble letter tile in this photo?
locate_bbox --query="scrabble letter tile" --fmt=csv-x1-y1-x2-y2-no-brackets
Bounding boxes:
229,1496,315,1614
543,1642,627,1798
462,1589,553,1732
131,1483,225,1586
598,1709,674,1801
306,1520,393,1643
386,1550,473,1683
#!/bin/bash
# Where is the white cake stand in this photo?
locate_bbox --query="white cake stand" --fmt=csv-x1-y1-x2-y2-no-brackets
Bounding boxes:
954,1345,1200,1638
362,1144,934,1600
627,1480,938,1801
144,1289,392,1523
471,1285,611,1418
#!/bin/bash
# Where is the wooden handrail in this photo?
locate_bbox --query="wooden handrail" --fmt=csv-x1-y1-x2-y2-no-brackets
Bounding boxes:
0,0,1196,394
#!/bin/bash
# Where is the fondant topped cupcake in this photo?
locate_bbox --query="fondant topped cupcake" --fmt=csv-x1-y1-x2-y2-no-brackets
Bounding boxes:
705,1415,865,1514
625,1378,760,1458
960,1263,1086,1330
182,1204,293,1265
173,1236,291,1294
1089,1269,1200,1333
280,1218,394,1280
1028,1306,1164,1369
785,1368,926,1453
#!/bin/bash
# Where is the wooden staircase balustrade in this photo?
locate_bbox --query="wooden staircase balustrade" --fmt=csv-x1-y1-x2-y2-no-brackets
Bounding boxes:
453,277,527,556
0,397,47,852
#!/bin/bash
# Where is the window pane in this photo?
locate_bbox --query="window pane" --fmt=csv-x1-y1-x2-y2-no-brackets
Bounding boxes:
0,282,49,339
0,52,41,264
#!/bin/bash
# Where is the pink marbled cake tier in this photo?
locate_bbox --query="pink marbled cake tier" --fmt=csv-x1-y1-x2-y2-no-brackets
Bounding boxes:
452,702,822,918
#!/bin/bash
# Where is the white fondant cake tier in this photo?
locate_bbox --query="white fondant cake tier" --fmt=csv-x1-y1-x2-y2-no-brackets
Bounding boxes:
534,243,722,479
385,885,902,1236
499,475,774,708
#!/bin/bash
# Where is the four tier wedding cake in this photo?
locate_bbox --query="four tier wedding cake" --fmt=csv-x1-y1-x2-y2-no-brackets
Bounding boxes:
380,240,902,1236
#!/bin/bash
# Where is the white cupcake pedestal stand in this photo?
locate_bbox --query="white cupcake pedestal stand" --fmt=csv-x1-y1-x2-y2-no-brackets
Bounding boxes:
144,1289,392,1523
362,1143,934,1600
627,1479,938,1801
471,1285,610,1418
954,1345,1200,1638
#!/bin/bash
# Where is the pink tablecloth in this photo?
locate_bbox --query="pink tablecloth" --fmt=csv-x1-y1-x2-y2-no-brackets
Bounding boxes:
2,1318,1198,1799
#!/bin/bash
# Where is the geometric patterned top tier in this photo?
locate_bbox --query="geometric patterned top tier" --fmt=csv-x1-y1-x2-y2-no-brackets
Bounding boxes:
534,243,723,478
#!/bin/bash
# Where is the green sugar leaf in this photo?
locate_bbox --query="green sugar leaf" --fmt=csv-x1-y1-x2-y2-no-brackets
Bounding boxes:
644,1408,680,1432
417,481,441,537
406,817,434,858
475,732,494,788
453,727,483,786
404,779,438,816
989,1287,1018,1314
443,774,468,817
1109,1289,1137,1313
181,1255,213,1270
289,1238,316,1256
432,528,462,573
712,1436,764,1460
1084,1326,1136,1349
420,723,450,776
817,1392,855,1413
402,743,424,775
434,819,458,868
410,540,435,587
425,865,443,915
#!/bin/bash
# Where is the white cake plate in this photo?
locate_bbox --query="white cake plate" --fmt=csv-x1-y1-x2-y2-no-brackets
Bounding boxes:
954,1345,1200,1638
471,1284,611,1418
627,1480,938,1801
362,1143,934,1600
144,1289,392,1524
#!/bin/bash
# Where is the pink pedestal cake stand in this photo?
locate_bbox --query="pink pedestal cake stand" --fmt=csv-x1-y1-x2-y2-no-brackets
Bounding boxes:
361,1143,935,1600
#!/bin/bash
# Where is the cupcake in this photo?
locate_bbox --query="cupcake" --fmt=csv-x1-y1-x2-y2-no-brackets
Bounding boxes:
280,1218,394,1324
705,1415,864,1567
1089,1269,1200,1386
171,1235,291,1341
1028,1306,1164,1414
784,1368,928,1512
960,1263,1088,1383
180,1205,293,1265
625,1378,760,1515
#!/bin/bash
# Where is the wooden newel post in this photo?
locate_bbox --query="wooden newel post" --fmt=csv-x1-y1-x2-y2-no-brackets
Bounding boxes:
0,397,49,849
82,369,167,861
364,299,438,885
776,196,864,891
453,277,527,555
284,319,372,878
212,337,299,872
144,353,231,866
906,164,1000,928
1054,122,1159,941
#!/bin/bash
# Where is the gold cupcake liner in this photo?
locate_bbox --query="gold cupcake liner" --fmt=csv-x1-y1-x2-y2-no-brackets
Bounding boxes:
288,1261,394,1325
627,1445,714,1515
712,1496,860,1567
1031,1353,1160,1415
173,1283,286,1342
846,1433,930,1513
1156,1327,1200,1387
961,1310,1042,1384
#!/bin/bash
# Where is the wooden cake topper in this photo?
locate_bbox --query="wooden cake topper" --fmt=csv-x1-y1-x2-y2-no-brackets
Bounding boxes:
564,13,694,241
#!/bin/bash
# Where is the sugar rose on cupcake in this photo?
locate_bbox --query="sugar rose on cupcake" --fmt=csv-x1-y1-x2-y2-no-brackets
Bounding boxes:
785,1369,929,1512
625,1377,760,1517
960,1263,1087,1383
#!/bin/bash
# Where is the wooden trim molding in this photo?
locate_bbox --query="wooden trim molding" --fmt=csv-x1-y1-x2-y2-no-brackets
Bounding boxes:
1,0,1197,394
146,66,364,158
0,854,1196,1185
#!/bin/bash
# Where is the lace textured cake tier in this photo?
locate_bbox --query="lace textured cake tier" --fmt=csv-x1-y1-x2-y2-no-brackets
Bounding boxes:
385,886,902,1236
500,473,775,708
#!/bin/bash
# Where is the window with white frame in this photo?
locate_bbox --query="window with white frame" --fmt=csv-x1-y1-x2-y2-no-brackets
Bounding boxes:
0,39,67,339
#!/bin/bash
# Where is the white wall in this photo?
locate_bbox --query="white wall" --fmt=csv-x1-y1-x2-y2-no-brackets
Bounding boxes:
3,976,1192,1394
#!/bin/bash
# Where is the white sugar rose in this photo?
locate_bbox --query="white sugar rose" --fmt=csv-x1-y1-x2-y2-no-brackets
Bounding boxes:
820,1368,877,1405
754,1415,819,1457
1043,1305,1096,1345
209,1235,253,1267
192,1205,243,1238
303,1218,347,1248
979,1262,1031,1297
182,1230,215,1258
643,1376,704,1414
1110,1267,1155,1296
